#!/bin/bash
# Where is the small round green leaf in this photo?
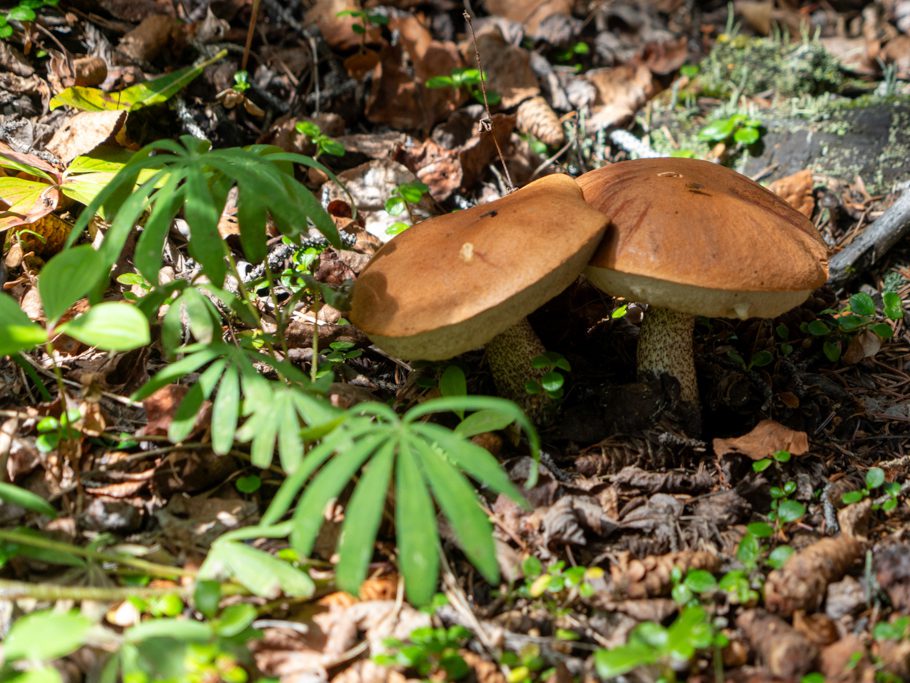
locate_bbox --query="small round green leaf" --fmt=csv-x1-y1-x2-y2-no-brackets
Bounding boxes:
57,302,150,351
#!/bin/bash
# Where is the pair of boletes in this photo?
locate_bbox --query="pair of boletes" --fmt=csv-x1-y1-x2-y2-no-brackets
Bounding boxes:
349,158,829,422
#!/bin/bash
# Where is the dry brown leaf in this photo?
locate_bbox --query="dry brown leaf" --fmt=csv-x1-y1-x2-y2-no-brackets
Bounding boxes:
819,634,869,683
585,64,654,130
484,0,573,36
117,14,184,63
46,111,126,164
305,0,382,52
842,329,882,364
882,35,910,78
820,36,878,75
712,419,809,460
768,169,814,218
641,36,689,75
470,29,539,108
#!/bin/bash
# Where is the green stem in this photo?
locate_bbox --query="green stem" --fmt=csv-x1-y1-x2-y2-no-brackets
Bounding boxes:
0,529,193,580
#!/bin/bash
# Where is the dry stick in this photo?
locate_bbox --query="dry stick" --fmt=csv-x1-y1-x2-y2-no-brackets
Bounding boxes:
462,9,513,193
828,187,910,287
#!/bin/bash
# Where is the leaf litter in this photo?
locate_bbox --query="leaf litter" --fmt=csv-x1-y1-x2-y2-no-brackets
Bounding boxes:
0,0,909,681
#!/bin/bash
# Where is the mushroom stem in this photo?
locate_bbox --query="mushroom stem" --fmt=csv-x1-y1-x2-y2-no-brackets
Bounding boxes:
637,307,698,406
485,318,550,422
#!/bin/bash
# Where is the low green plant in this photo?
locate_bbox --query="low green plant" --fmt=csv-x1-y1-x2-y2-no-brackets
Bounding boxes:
232,69,251,93
594,606,726,681
670,567,718,606
336,8,389,36
374,625,472,680
521,557,601,601
501,643,555,682
0,0,57,40
218,396,537,605
0,609,94,682
768,480,806,531
385,181,429,235
524,351,570,401
736,521,795,573
426,67,500,105
841,467,901,511
805,290,904,362
315,340,363,380
35,408,82,453
294,120,346,160
752,449,793,473
698,112,764,147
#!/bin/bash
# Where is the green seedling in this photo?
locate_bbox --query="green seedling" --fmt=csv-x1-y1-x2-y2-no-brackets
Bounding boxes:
501,643,555,683
35,408,82,453
521,557,602,601
554,41,589,72
524,351,570,401
594,606,726,682
385,181,429,235
232,69,251,93
717,569,760,605
670,567,718,606
0,0,57,40
315,340,363,381
426,67,501,105
374,625,472,681
736,521,795,572
295,120,346,160
753,449,792,473
698,113,764,147
768,480,806,532
806,290,904,362
841,467,901,511
873,615,910,642
336,8,389,36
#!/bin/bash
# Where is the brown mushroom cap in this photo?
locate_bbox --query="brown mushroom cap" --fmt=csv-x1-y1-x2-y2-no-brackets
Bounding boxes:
350,174,609,360
580,158,829,319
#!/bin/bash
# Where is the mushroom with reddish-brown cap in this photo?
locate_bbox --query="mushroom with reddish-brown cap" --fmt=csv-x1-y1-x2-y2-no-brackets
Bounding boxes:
350,173,610,420
578,158,829,424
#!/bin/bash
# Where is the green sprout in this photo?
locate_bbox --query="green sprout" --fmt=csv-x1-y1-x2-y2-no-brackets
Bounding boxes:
385,181,429,235
336,8,389,35
698,113,764,147
426,67,501,105
806,290,904,363
374,626,472,681
0,0,58,40
841,467,901,511
294,120,346,160
524,351,570,401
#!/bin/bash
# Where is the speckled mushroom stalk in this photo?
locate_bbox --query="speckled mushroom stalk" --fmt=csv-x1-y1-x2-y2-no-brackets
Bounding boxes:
485,318,550,420
636,307,697,406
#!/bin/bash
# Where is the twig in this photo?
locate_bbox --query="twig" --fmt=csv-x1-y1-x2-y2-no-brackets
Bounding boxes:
827,187,910,287
462,9,513,193
0,579,190,601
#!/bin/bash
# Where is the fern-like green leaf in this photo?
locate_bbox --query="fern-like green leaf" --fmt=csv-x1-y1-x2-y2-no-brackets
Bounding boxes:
396,437,440,605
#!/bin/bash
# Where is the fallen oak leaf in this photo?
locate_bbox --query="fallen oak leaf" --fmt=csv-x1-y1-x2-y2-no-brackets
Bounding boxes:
712,419,809,460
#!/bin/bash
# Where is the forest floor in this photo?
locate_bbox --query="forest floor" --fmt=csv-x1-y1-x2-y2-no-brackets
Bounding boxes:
1,0,910,682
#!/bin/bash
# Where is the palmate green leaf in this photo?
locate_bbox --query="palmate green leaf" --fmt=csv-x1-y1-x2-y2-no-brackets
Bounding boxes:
454,409,518,439
336,439,395,593
201,539,314,598
57,302,150,351
0,481,56,517
594,642,656,678
414,437,499,584
405,395,540,486
132,345,223,400
134,170,185,281
0,291,47,356
3,610,93,662
396,437,440,606
290,433,389,558
260,419,369,525
211,365,239,455
38,244,104,322
50,51,226,112
0,176,54,217
277,390,305,472
168,359,227,442
412,422,526,506
184,166,227,286
124,618,212,644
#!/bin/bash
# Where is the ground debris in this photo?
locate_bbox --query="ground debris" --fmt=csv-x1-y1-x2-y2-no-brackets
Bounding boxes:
764,534,867,616
737,609,819,679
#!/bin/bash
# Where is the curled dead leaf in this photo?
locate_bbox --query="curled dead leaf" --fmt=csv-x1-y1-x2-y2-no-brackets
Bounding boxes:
713,419,809,460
